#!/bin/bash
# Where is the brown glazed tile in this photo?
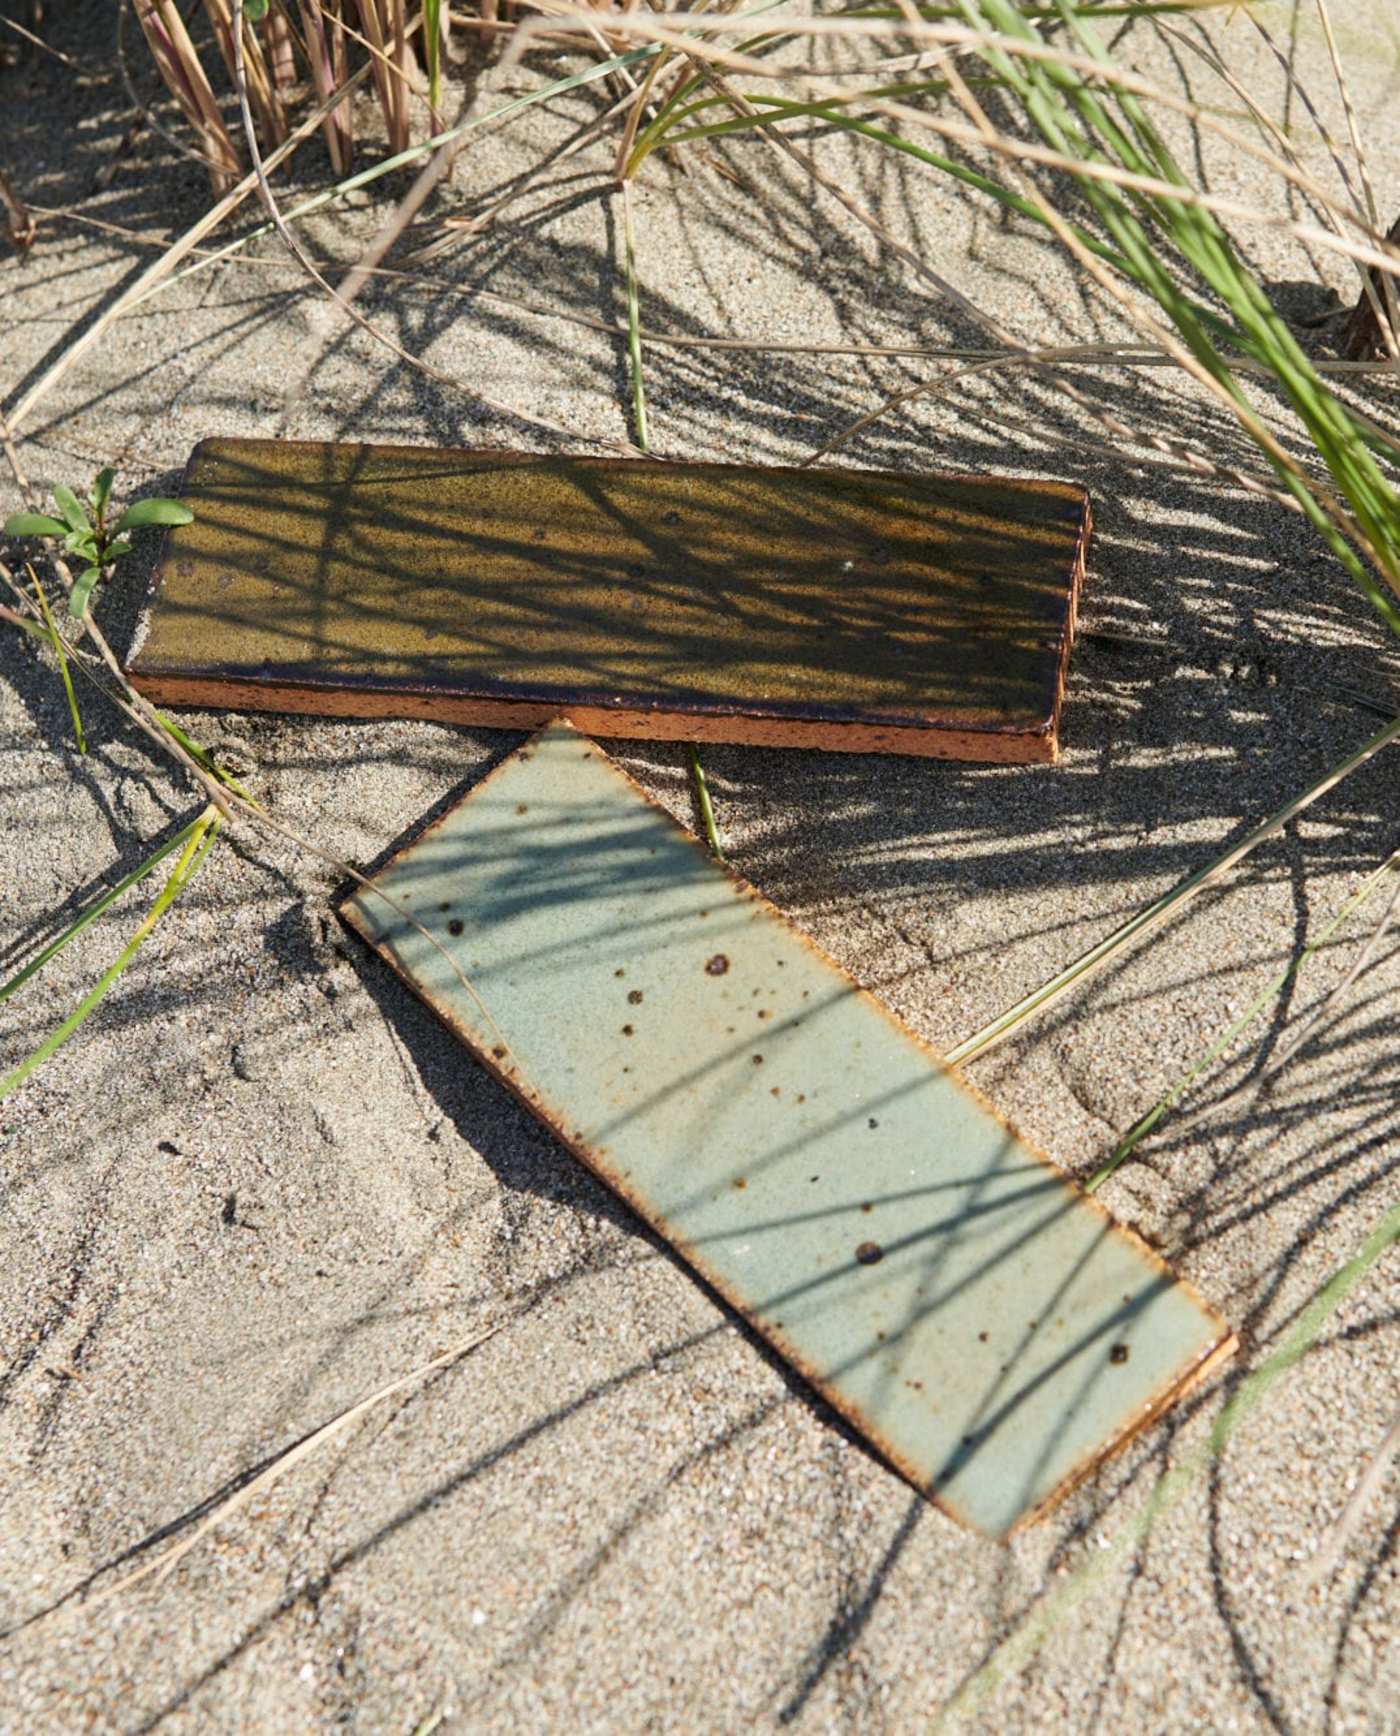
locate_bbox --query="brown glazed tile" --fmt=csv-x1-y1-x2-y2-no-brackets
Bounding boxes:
126,438,1091,762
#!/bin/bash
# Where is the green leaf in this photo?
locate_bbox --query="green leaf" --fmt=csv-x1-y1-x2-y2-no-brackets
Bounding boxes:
51,484,91,535
67,567,102,619
113,497,195,532
63,527,98,558
244,0,269,18
101,538,132,565
90,466,116,517
3,512,68,538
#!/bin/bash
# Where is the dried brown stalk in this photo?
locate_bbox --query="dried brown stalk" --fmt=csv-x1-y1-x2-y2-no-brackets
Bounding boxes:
131,0,242,193
1346,214,1400,361
0,167,35,253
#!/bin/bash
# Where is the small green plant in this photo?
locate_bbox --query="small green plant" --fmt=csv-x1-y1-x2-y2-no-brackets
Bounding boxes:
3,468,193,619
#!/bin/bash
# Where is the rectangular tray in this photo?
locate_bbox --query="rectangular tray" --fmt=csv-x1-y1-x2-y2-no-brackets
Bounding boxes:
339,723,1232,1537
126,438,1090,763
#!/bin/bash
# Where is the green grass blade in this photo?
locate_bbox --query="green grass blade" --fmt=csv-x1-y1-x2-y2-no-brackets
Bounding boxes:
0,808,220,1103
424,0,442,110
955,0,1400,626
688,744,726,861
616,178,723,860
154,710,259,807
29,568,85,754
0,817,207,1009
621,181,649,452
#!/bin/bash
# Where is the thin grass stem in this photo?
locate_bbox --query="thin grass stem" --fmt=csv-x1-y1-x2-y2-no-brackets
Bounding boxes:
688,744,726,861
621,180,649,451
1085,847,1400,1192
0,807,220,1103
946,712,1400,1067
64,1321,504,1615
28,564,85,754
0,817,207,1008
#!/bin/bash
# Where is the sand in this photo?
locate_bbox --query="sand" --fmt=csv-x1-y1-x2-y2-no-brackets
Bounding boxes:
2,2,1399,1729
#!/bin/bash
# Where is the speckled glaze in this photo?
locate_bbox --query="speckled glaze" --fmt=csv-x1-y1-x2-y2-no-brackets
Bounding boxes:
340,723,1232,1538
127,438,1091,762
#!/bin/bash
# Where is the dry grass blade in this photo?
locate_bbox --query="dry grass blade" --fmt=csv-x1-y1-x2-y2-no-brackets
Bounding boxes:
1153,18,1396,362
547,9,1400,262
59,1323,503,1617
0,168,36,253
1307,1401,1400,1586
37,199,1400,385
591,9,1400,622
353,0,409,153
1086,846,1400,1192
281,129,467,427
228,0,641,453
946,713,1400,1066
6,55,376,438
1312,0,1382,231
1,12,78,64
131,0,242,192
1309,0,1400,362
924,40,1383,577
802,348,1311,512
297,0,354,172
204,0,288,148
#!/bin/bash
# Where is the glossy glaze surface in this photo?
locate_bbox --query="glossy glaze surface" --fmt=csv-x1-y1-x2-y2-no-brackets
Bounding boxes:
341,724,1231,1537
128,438,1089,759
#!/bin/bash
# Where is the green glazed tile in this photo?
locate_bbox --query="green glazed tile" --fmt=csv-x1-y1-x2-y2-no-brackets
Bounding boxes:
341,724,1231,1537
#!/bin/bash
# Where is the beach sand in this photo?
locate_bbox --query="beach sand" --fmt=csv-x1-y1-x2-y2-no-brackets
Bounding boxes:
2,3,1398,1727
